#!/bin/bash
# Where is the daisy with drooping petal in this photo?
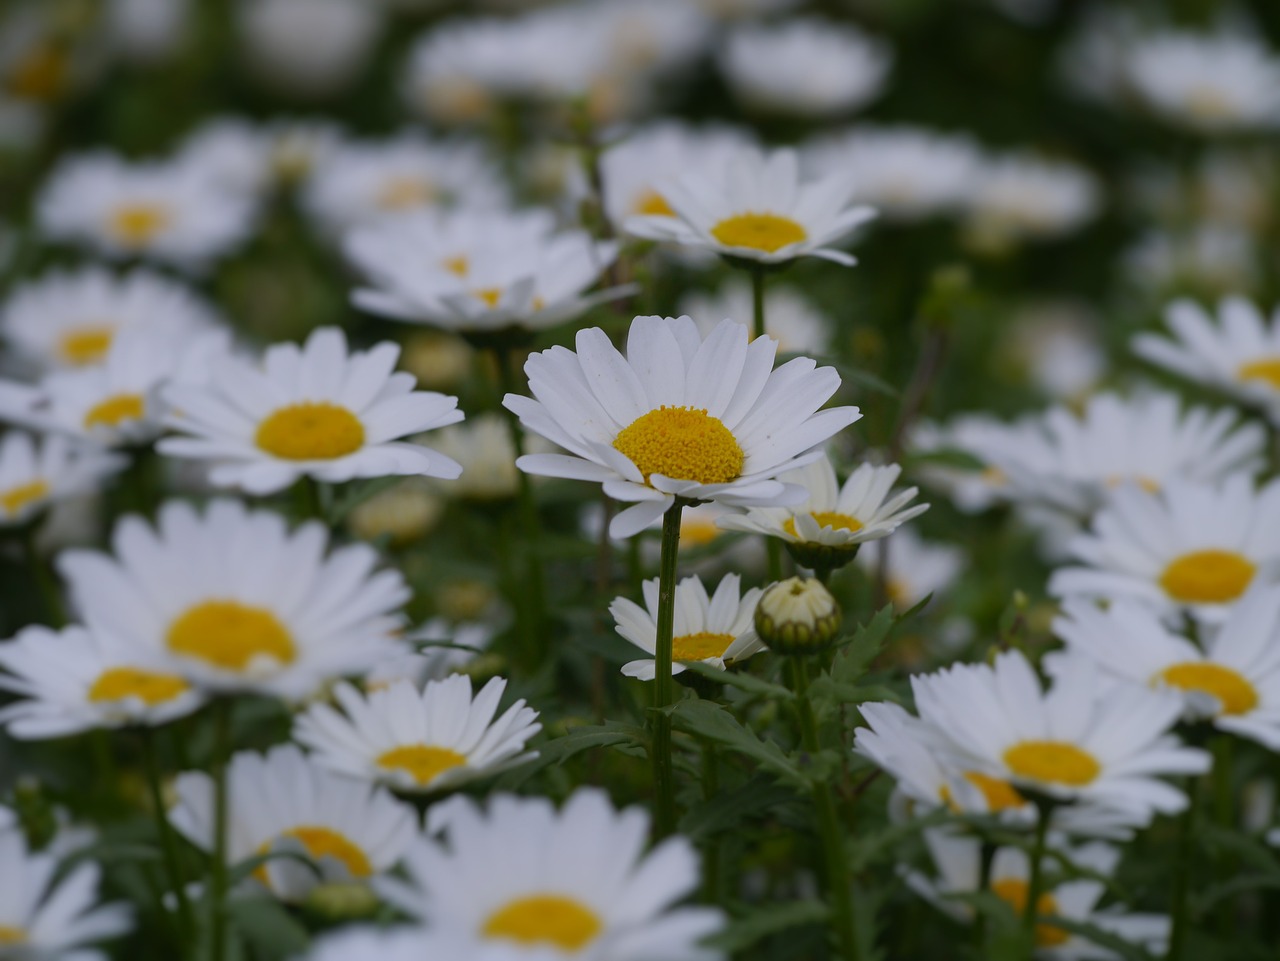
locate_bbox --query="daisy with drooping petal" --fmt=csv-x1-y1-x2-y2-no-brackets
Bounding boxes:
625,147,875,267
856,530,964,611
57,499,407,698
505,315,861,537
0,432,122,527
910,650,1210,821
380,788,725,960
610,573,764,680
1047,475,1280,624
170,744,417,903
158,326,463,495
294,674,540,794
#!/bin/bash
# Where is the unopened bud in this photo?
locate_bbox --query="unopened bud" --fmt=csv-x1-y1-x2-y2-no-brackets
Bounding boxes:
754,577,842,655
302,881,381,922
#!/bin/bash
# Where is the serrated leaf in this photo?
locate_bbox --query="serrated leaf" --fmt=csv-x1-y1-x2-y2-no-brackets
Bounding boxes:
678,776,798,839
706,900,829,952
829,606,897,686
227,897,311,958
668,700,803,784
494,722,647,788
682,661,794,700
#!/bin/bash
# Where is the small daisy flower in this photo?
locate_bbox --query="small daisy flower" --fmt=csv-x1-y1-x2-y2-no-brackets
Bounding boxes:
345,478,444,547
236,0,383,98
174,116,272,196
625,147,875,267
380,788,725,960
363,618,496,692
158,326,463,496
911,650,1210,820
610,573,764,680
305,928,519,961
856,529,964,610
427,414,524,501
294,675,540,794
0,622,204,737
1124,226,1258,297
0,832,132,960
505,315,861,537
56,499,408,698
909,413,1049,513
679,279,829,355
170,744,416,904
1005,301,1105,401
36,152,257,268
964,154,1099,249
400,19,505,125
1048,475,1280,624
0,433,122,527
265,118,344,185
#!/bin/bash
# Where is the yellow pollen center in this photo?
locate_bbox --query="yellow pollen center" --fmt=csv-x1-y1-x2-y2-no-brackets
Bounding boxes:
473,288,503,307
964,771,1025,812
0,479,49,516
166,601,296,672
83,392,145,430
0,926,26,945
1158,662,1258,716
1003,740,1100,787
277,827,371,877
681,517,721,547
255,402,365,461
88,667,190,706
1158,549,1256,604
59,325,115,365
109,204,170,247
613,406,743,486
710,212,808,253
442,254,469,276
671,631,736,662
632,189,675,217
991,879,1069,947
376,745,467,786
1238,358,1280,391
376,176,436,210
483,894,603,950
782,510,864,539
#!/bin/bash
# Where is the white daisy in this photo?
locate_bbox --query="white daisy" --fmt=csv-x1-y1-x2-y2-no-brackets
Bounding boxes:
158,326,463,495
625,147,875,267
679,278,828,355
169,744,417,903
909,413,1049,513
0,432,122,527
400,19,505,126
1004,301,1105,401
1124,227,1258,297
964,154,1099,249
504,314,861,537
305,927,523,961
1047,475,1280,624
56,498,408,698
174,116,272,195
363,618,496,692
36,152,257,268
380,788,725,960
856,529,964,610
236,0,383,98
0,622,204,737
294,674,540,794
911,650,1210,820
718,18,891,117
426,414,523,501
345,477,444,547
265,119,344,185
106,0,192,64
610,573,764,680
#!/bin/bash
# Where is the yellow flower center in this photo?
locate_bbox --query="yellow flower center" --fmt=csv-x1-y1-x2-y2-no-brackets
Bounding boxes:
782,511,864,539
981,465,1007,486
1158,549,1256,604
442,254,469,276
612,406,743,486
709,213,807,253
255,402,365,461
671,631,736,662
991,879,1069,947
88,667,190,706
1237,357,1280,391
0,479,49,516
631,189,675,217
964,771,1025,812
109,203,171,247
1104,474,1160,493
1003,740,1100,787
271,827,371,877
1158,662,1258,716
376,176,436,211
166,601,296,672
0,926,26,945
473,288,503,307
375,745,467,786
681,516,721,547
59,325,115,365
83,392,146,430
483,894,603,951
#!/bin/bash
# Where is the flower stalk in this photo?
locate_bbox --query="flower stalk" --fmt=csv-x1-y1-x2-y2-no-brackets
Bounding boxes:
651,498,685,838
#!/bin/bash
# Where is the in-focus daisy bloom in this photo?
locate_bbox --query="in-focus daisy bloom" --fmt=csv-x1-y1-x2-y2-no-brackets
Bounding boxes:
170,744,416,903
680,279,828,355
1133,297,1280,424
0,623,204,737
381,788,725,960
158,326,463,495
1057,588,1280,751
0,832,132,959
294,674,540,793
964,154,1099,249
505,315,861,537
719,18,891,117
625,148,875,267
57,499,408,698
36,152,257,268
610,573,764,680
856,530,964,611
1048,475,1280,624
0,433,122,527
911,650,1209,819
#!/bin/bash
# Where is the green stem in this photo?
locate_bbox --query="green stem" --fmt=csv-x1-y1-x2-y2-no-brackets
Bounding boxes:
21,523,64,627
975,840,996,954
789,657,859,961
140,730,193,942
295,475,323,523
209,700,233,961
1212,736,1233,937
1022,801,1051,959
1168,772,1201,959
701,741,722,903
651,499,685,838
749,267,786,585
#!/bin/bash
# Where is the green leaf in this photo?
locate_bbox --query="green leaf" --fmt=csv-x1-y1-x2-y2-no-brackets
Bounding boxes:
681,660,794,700
227,897,312,959
494,721,647,788
678,776,798,840
828,605,898,687
668,699,802,785
706,900,830,952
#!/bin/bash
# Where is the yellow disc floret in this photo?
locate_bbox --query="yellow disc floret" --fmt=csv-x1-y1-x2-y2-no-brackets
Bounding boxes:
1003,740,1100,787
1158,662,1258,716
59,325,115,365
109,204,170,247
0,479,49,517
991,879,1069,947
1158,549,1256,604
783,510,864,539
279,827,372,877
166,601,296,672
88,667,190,706
710,213,807,253
376,745,467,786
671,631,736,662
613,406,743,486
255,403,365,461
83,393,145,430
483,894,603,951
1238,357,1280,391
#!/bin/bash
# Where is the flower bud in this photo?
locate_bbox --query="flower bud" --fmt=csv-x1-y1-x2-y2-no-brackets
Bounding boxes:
754,577,841,655
302,881,381,923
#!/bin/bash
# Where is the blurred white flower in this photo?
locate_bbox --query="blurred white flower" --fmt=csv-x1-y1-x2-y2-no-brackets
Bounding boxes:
856,528,963,611
964,154,1098,249
0,432,122,527
107,0,191,64
1003,300,1105,401
680,278,829,355
236,0,383,98
1124,226,1258,296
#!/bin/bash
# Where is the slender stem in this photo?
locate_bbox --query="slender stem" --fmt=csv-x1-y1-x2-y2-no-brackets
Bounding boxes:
1022,802,1051,959
1211,736,1233,937
651,499,685,838
20,523,64,627
789,657,859,961
295,475,322,523
975,840,996,953
701,741,722,903
749,267,785,586
1168,773,1202,960
209,699,233,961
140,730,193,941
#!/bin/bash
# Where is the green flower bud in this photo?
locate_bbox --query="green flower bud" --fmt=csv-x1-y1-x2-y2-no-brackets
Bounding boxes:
754,577,842,655
783,539,859,575
302,881,381,923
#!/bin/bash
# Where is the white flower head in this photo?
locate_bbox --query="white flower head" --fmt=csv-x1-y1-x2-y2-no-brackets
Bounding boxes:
236,0,383,98
679,278,828,355
0,432,122,526
964,154,1099,248
855,529,964,611
174,116,273,195
909,412,1055,513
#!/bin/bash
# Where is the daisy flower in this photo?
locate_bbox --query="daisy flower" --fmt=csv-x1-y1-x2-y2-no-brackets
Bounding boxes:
0,622,204,737
345,477,444,547
1048,475,1280,624
294,674,540,794
0,832,132,960
964,154,1099,249
36,152,257,268
1005,301,1105,401
1124,226,1258,297
265,118,344,185
911,650,1209,820
0,432,122,527
1056,588,1280,751
158,326,463,495
679,279,829,355
236,0,383,98
427,414,525,501
856,529,964,610
610,573,764,680
625,147,875,267
56,499,408,698
306,927,523,961
363,618,496,692
401,19,505,126
169,744,416,903
380,788,725,960
909,413,1049,513
504,315,861,537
